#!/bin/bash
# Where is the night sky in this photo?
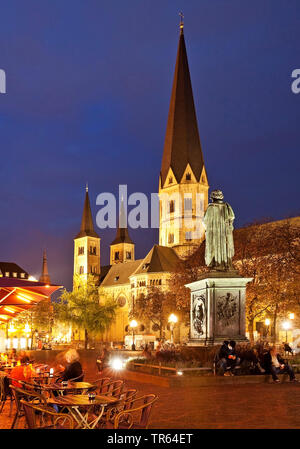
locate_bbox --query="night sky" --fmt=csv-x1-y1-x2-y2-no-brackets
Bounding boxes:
0,1,299,290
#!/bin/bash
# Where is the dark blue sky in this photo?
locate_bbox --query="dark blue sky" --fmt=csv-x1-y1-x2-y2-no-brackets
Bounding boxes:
0,1,299,289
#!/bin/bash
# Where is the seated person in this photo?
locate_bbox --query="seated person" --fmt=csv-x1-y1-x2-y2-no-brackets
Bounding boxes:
283,342,293,356
264,346,297,383
56,349,83,382
218,340,241,376
10,355,34,388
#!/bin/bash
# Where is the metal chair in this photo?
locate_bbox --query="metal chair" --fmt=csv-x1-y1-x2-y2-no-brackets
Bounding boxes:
10,385,47,429
108,394,158,429
0,374,14,415
101,380,124,398
21,400,73,429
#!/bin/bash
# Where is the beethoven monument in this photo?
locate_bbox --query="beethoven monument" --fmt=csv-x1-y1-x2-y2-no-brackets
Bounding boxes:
186,190,252,345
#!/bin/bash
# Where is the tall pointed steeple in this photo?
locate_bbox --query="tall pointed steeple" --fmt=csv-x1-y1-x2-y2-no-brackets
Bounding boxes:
75,185,99,239
110,199,135,264
158,19,209,258
73,185,101,284
160,21,205,187
39,249,50,284
111,199,133,245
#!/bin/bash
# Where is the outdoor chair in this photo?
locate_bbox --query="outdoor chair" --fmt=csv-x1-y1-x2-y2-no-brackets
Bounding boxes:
95,377,111,394
20,400,73,429
106,394,158,429
10,385,48,429
0,374,14,416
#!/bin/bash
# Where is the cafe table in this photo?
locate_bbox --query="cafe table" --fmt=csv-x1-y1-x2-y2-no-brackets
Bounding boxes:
47,394,119,429
42,381,96,396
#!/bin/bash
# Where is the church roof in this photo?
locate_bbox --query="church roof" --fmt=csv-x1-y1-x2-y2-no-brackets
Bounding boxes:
101,260,143,287
160,28,205,186
75,187,99,239
132,245,180,275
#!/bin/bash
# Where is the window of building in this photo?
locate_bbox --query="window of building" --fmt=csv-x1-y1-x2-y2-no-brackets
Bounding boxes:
5,272,9,277
168,176,173,184
78,247,84,255
186,173,191,181
20,273,25,278
169,200,175,213
168,233,174,244
126,251,131,260
184,197,192,211
114,252,120,261
89,246,96,255
12,272,17,278
79,266,84,274
117,296,126,307
114,276,120,282
185,231,192,241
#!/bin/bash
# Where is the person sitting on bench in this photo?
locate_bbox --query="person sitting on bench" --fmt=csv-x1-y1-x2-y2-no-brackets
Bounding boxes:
264,346,298,383
218,340,241,376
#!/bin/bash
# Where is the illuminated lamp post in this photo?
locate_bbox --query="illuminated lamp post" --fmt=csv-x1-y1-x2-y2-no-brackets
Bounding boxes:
168,314,178,344
129,320,138,351
265,318,270,338
282,321,291,343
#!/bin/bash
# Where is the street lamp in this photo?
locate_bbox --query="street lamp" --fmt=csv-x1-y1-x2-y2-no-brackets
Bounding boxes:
282,321,291,343
264,318,270,338
129,319,138,351
168,313,178,344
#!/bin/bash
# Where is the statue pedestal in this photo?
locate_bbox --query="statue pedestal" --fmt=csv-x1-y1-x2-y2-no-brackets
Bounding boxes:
185,271,252,346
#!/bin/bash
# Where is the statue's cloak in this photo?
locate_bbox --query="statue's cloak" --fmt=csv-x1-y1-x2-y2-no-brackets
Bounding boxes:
203,202,235,268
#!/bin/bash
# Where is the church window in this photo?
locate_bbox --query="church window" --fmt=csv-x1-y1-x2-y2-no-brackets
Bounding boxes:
201,175,205,183
126,251,131,260
89,246,96,255
117,296,126,307
168,176,173,184
184,198,192,210
79,266,84,274
114,252,120,261
186,173,191,181
114,276,120,282
78,247,84,255
169,200,175,213
185,231,192,241
158,279,162,285
168,233,174,244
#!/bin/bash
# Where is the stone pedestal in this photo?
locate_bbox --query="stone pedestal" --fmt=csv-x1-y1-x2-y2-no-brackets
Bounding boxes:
185,271,252,346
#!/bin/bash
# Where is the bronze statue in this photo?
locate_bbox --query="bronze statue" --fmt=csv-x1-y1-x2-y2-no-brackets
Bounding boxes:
203,190,235,270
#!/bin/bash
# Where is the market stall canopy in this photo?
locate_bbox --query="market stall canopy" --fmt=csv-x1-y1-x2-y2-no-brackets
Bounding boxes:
0,278,62,322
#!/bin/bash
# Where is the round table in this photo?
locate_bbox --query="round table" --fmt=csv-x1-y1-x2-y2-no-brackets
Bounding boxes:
47,394,119,429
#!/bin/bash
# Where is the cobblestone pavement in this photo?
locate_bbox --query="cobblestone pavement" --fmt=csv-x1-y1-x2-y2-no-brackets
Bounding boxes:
1,375,300,429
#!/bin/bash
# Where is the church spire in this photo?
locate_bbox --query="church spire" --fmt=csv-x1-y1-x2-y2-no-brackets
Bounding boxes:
160,21,205,187
111,198,133,245
75,186,99,239
39,249,50,284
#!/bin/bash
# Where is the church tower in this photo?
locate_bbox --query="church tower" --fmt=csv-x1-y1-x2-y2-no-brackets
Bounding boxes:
110,199,135,264
39,249,51,284
73,186,100,285
159,19,209,258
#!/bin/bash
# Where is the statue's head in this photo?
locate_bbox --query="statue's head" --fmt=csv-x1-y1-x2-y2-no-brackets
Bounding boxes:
210,190,224,202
